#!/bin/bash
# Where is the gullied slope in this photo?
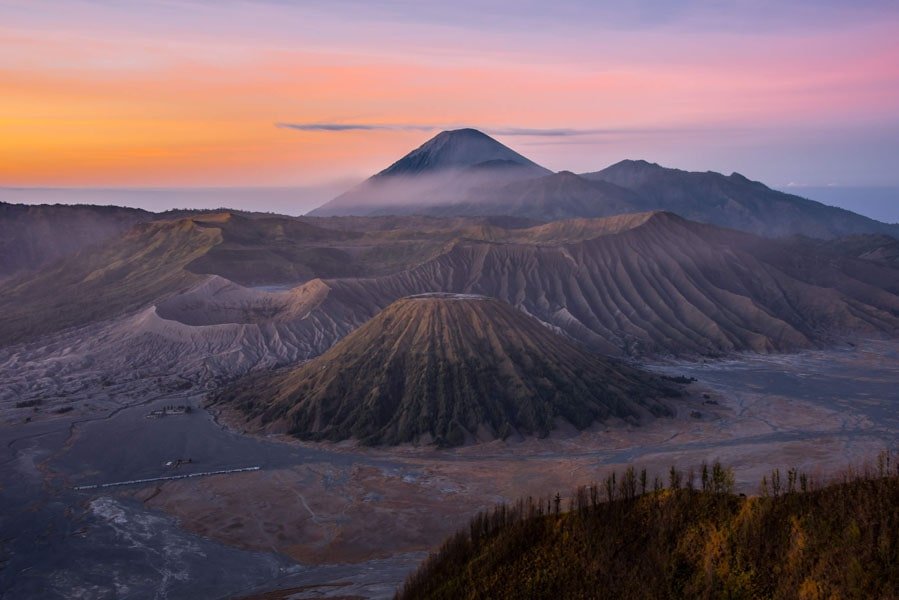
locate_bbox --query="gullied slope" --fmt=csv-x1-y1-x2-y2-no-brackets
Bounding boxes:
4,210,898,381
217,295,677,446
397,470,899,599
0,210,493,347
0,276,363,420
311,212,899,356
0,202,151,279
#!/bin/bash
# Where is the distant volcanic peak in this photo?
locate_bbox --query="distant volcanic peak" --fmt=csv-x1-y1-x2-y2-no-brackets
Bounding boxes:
228,295,675,446
376,128,549,178
307,129,551,216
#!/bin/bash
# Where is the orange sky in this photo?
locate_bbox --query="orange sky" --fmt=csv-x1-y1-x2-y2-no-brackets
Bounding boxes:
2,1,898,187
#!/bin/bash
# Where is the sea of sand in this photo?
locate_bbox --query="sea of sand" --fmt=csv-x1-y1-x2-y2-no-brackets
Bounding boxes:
1,338,896,599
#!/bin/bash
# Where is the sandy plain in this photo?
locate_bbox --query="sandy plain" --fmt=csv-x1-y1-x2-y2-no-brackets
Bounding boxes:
135,340,896,597
1,338,896,599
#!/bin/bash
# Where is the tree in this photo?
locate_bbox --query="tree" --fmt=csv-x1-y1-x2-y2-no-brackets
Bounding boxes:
604,472,617,503
620,466,638,500
669,466,682,490
771,468,782,497
711,461,734,494
787,468,798,494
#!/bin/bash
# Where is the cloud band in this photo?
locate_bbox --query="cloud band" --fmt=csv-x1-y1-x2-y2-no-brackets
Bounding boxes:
275,122,610,137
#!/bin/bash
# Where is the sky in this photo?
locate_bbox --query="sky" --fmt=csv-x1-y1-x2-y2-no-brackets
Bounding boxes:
2,0,899,211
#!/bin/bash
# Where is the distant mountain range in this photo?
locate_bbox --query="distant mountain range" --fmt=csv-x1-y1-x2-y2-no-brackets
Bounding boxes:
310,129,899,240
309,129,550,217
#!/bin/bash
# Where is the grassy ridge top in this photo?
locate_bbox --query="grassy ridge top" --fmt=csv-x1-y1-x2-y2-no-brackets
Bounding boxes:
0,218,220,345
398,460,899,599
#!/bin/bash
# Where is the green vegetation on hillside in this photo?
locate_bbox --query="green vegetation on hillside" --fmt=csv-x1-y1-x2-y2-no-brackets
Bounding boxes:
398,455,899,599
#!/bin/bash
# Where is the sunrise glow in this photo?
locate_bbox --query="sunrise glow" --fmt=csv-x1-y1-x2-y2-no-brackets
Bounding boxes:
2,1,898,187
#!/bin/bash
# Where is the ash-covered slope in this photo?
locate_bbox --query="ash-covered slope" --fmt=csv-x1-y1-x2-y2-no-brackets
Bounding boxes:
217,295,677,446
583,160,899,239
5,209,898,399
308,129,550,217
0,211,505,347
0,202,151,279
310,212,899,357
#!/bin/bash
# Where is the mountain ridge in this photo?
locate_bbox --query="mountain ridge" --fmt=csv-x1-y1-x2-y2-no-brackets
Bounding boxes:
582,159,899,239
307,129,899,239
375,128,549,178
0,202,152,280
308,210,899,357
3,210,897,364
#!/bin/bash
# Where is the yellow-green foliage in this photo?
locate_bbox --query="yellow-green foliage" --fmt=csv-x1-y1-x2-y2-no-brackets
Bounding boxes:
398,460,899,599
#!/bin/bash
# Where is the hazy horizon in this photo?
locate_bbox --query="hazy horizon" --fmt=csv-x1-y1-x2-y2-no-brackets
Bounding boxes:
3,181,897,224
3,1,898,189
0,185,345,217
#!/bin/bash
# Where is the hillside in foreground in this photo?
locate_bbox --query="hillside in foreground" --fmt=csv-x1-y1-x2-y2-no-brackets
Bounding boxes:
398,461,899,599
214,294,680,446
